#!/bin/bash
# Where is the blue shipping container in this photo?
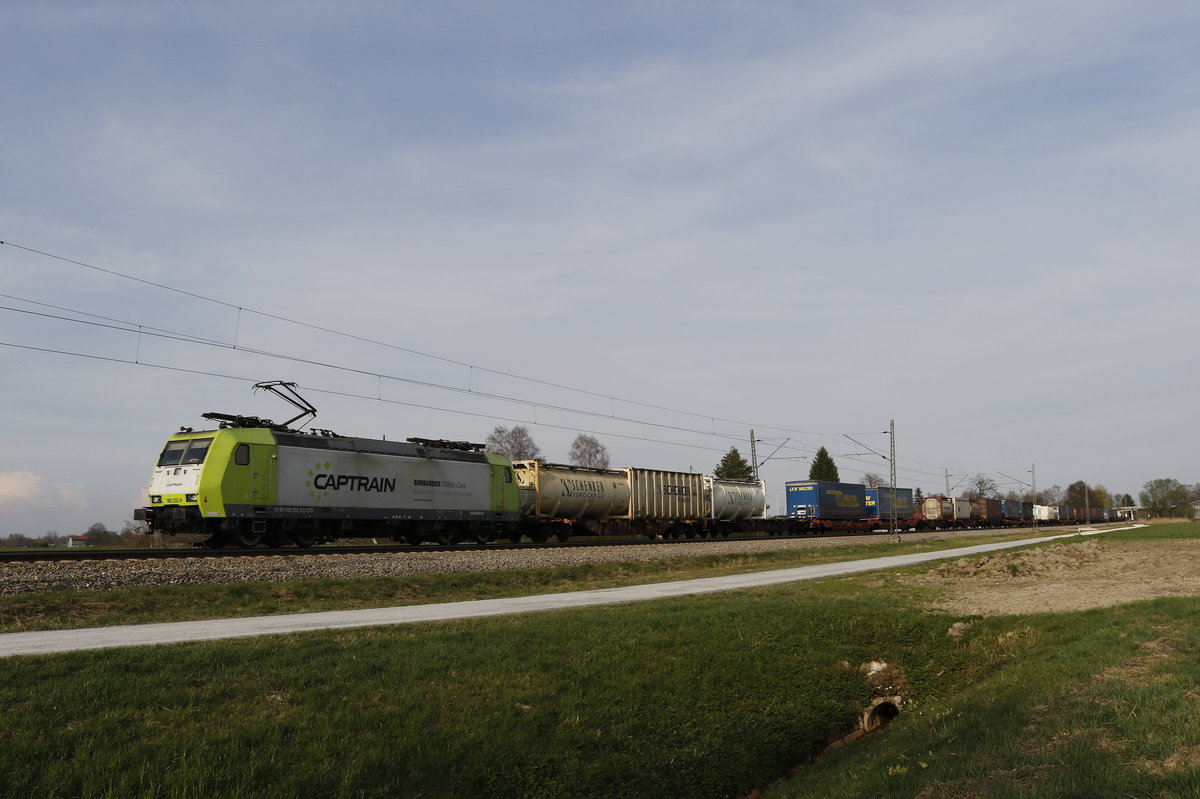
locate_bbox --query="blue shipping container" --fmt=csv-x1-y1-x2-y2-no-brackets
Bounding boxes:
786,481,867,520
866,487,914,519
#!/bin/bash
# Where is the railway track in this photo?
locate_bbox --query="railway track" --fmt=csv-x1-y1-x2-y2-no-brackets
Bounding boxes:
0,526,1092,596
0,528,935,565
0,535,766,564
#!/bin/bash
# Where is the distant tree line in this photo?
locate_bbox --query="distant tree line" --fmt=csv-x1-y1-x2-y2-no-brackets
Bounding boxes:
900,475,1195,519
1,520,153,549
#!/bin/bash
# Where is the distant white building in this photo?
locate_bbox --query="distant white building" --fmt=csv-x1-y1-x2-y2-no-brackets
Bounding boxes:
67,535,92,548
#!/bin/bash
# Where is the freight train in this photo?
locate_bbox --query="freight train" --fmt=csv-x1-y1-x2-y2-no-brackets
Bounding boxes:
134,383,1111,548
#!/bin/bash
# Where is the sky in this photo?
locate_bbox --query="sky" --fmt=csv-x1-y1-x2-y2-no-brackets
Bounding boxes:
2,0,1198,536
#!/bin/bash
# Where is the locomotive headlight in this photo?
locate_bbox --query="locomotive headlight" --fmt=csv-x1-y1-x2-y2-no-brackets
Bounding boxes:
186,494,198,503
151,496,163,504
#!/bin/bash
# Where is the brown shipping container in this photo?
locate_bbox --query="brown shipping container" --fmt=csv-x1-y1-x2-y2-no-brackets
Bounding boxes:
629,468,709,520
979,498,1003,520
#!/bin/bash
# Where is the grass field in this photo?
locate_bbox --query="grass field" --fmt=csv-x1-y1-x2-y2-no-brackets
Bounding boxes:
0,528,1081,634
2,524,1197,798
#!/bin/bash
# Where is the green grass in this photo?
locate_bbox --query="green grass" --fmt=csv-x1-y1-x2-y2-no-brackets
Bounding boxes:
0,527,1096,634
2,523,1196,798
769,598,1200,798
0,580,1004,798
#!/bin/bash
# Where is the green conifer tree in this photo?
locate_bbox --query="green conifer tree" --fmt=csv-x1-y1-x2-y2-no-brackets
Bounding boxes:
713,447,755,480
808,446,839,482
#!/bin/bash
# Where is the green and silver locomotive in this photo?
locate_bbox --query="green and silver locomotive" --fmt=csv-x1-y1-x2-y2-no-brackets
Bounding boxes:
135,383,521,547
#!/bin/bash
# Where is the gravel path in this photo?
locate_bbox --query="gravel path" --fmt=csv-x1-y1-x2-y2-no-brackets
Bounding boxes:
0,531,1109,657
0,529,1014,595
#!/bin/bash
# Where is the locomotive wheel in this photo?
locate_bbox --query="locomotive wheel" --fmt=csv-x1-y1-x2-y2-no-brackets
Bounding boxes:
470,525,494,545
292,528,318,548
435,529,459,546
235,524,264,548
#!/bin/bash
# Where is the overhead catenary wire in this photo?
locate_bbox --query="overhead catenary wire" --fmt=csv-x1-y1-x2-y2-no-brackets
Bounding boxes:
0,340,740,456
1,239,1012,487
2,240,779,429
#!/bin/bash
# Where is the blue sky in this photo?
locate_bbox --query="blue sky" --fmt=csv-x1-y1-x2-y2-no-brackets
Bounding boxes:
3,1,1198,535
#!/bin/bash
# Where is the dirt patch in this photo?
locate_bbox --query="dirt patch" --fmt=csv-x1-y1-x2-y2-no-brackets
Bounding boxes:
912,538,1200,616
913,765,1064,799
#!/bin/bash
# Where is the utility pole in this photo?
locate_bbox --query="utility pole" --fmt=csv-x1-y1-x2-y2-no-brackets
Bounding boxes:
889,419,897,536
749,429,759,480
1031,463,1037,532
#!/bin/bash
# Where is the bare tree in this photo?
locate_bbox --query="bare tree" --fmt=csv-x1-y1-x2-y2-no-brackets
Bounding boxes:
1038,484,1064,505
485,425,542,460
568,434,610,468
861,472,886,488
964,473,998,500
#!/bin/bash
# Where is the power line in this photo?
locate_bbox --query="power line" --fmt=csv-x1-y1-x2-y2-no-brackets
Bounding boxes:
0,340,734,455
0,302,804,445
1,239,812,433
1,239,1016,482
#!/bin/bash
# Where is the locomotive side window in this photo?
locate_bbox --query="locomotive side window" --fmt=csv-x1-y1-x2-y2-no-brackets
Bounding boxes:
504,467,513,483
234,443,250,466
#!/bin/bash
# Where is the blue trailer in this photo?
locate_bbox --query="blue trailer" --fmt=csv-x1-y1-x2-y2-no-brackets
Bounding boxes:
866,487,915,519
786,481,867,520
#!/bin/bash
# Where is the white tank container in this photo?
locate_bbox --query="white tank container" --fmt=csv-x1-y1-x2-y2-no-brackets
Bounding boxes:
1033,504,1059,521
512,461,631,519
709,478,767,520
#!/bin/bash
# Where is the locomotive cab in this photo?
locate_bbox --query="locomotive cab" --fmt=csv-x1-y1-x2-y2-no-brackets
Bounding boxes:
136,433,216,533
135,428,279,538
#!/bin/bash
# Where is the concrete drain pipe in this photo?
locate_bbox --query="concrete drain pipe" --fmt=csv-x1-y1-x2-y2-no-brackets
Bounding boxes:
862,697,902,733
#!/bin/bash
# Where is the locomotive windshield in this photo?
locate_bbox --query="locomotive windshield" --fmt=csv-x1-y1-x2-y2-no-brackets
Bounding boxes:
157,438,214,467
